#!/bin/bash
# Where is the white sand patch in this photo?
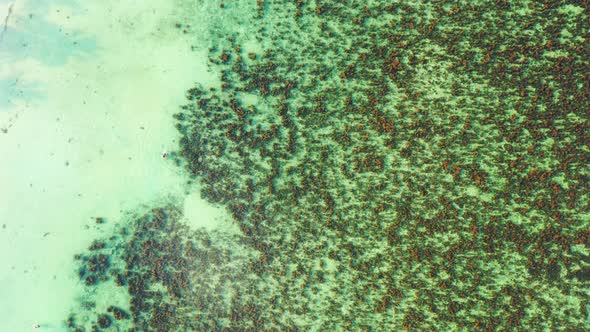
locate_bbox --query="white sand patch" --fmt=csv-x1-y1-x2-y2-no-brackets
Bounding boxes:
0,0,225,330
182,191,237,232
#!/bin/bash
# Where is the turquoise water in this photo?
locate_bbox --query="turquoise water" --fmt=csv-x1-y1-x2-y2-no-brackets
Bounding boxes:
1,0,589,331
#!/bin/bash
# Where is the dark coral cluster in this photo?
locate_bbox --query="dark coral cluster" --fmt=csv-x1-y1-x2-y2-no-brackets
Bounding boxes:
69,0,589,331
68,206,260,331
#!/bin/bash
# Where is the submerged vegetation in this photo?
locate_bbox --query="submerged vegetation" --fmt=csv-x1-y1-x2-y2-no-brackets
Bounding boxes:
69,0,589,330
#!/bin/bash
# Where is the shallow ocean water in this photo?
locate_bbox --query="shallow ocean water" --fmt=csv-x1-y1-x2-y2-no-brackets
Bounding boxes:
1,0,231,330
1,0,589,331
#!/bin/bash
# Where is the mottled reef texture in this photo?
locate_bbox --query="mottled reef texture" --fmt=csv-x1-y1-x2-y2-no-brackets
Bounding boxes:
69,1,589,331
68,206,260,331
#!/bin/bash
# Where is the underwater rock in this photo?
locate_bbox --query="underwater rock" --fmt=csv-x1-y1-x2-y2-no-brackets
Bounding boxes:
113,271,126,286
96,314,112,329
88,241,105,251
84,275,97,286
107,306,130,320
87,254,110,273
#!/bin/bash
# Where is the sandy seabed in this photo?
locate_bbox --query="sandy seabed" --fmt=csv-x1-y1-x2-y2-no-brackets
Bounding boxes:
0,0,228,330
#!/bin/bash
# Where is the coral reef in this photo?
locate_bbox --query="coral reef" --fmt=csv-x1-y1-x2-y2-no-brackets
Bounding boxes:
68,206,261,331
68,0,589,331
